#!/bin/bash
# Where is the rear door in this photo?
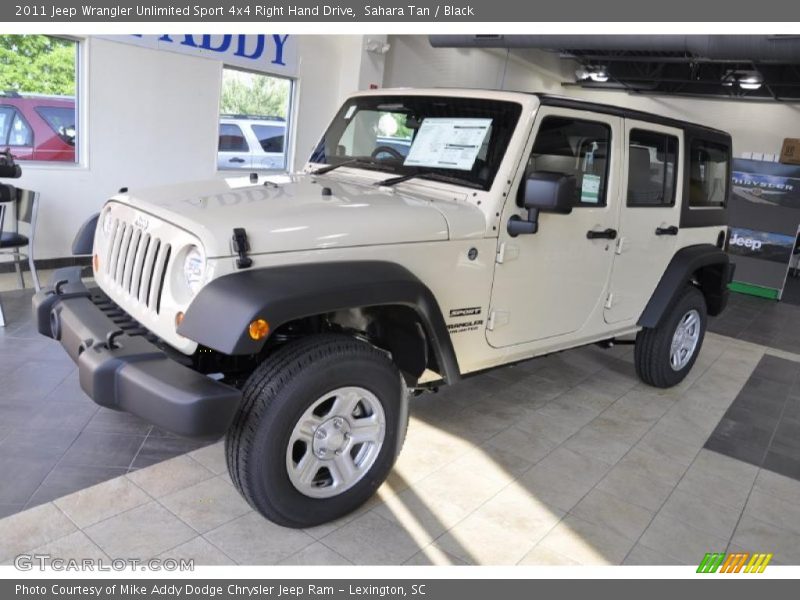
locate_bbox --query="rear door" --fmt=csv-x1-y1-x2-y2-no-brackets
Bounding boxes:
251,123,286,170
604,120,683,323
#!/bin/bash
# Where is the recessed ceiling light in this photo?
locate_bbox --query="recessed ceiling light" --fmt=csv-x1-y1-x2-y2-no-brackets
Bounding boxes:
589,67,609,83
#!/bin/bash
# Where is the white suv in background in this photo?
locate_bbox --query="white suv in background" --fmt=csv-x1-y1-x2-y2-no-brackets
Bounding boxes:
217,115,286,170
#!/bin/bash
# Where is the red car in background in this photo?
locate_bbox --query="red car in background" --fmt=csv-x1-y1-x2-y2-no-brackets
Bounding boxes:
0,92,75,162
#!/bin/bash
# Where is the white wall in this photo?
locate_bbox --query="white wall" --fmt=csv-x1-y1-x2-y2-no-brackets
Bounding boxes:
14,35,366,260
384,36,800,158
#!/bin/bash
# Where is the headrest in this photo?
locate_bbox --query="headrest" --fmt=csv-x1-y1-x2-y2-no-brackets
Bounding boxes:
0,183,16,203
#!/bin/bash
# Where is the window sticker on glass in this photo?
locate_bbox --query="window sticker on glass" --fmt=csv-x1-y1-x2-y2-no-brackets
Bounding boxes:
581,173,601,204
404,118,492,171
344,105,357,120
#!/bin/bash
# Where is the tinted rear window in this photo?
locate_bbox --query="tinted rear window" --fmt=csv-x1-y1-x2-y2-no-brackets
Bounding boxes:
252,124,285,153
36,106,76,146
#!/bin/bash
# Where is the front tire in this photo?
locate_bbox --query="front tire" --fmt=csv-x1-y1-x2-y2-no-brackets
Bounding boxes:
226,334,407,528
635,285,707,388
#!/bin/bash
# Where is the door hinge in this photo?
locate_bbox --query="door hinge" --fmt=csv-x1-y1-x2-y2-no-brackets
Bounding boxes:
496,243,519,264
604,293,614,309
615,235,625,255
487,310,510,331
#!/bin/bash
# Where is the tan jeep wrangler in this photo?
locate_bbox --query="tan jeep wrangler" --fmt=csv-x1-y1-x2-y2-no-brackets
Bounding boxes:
34,89,734,527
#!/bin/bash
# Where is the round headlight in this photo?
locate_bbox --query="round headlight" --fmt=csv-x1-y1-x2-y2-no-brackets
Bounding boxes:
102,211,115,237
183,246,206,295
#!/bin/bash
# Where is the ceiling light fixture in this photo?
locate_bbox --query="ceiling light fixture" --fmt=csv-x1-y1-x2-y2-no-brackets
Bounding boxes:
738,74,763,90
589,67,609,83
576,65,609,83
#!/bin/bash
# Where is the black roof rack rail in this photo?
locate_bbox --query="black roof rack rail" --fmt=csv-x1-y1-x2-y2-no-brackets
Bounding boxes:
220,114,286,122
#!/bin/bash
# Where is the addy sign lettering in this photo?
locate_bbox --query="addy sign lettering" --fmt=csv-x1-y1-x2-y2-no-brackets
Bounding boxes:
136,35,290,66
103,34,297,77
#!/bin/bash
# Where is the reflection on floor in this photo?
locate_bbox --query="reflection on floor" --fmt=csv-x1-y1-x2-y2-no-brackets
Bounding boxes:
2,280,800,566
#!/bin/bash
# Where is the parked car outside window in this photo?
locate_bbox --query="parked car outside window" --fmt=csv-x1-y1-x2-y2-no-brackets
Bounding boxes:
0,93,75,162
217,115,287,170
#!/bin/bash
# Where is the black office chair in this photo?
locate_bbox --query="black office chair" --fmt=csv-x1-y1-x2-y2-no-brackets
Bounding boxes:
0,150,39,327
0,185,40,291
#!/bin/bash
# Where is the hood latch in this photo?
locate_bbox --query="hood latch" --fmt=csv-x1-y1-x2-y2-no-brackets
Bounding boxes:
232,228,253,269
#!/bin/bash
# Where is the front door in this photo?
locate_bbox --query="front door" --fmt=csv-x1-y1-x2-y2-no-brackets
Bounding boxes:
487,107,622,349
604,121,683,324
217,123,252,169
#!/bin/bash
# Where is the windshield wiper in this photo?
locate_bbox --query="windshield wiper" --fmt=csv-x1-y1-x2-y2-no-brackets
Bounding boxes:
311,157,387,175
374,171,483,190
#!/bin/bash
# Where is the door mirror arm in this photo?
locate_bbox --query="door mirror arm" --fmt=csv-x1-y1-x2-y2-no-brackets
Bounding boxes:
507,208,540,237
507,172,576,237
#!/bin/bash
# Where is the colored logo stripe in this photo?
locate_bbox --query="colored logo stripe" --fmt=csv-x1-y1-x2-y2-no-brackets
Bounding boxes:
697,553,726,573
697,552,772,573
745,553,773,573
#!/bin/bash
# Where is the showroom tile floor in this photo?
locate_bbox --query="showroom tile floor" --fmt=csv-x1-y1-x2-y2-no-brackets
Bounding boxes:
0,286,211,516
2,277,800,565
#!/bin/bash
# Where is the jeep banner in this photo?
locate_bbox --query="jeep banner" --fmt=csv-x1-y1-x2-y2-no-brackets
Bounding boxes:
727,228,796,264
728,159,800,299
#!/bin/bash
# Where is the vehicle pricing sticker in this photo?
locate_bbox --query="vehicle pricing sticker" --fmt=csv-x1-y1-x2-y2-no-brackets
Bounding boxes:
404,118,492,171
581,174,601,204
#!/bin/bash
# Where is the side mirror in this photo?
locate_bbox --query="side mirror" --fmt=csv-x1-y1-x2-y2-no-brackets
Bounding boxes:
508,171,576,236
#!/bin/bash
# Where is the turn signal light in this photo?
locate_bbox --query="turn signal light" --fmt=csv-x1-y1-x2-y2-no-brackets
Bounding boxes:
92,254,99,272
248,318,270,341
175,311,185,328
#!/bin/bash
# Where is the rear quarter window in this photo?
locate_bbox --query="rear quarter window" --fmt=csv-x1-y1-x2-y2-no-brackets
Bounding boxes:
689,139,729,208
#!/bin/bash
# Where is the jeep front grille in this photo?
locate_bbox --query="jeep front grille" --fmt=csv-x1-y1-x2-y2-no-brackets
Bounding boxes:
105,218,172,314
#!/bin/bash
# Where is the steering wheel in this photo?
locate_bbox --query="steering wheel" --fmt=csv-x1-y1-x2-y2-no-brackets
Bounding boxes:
371,145,405,161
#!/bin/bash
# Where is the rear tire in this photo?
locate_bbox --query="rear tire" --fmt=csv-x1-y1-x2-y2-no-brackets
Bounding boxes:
225,334,407,528
635,285,707,388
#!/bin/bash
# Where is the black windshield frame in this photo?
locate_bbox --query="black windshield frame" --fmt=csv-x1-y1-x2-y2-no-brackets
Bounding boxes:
310,95,523,192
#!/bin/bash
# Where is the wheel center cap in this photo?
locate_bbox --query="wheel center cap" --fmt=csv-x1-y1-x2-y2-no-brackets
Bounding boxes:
312,417,351,459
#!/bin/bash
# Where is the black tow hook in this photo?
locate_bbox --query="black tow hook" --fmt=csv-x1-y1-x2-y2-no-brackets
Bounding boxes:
105,329,125,350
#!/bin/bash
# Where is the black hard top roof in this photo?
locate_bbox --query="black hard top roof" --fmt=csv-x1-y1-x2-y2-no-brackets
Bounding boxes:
532,93,730,138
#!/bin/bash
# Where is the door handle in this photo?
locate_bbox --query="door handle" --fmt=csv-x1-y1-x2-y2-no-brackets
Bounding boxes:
655,225,679,236
229,157,245,163
586,228,618,240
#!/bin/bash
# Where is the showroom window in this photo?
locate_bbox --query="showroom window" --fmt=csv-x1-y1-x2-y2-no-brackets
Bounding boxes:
218,67,292,171
0,35,78,163
527,116,611,207
689,139,729,208
627,129,679,207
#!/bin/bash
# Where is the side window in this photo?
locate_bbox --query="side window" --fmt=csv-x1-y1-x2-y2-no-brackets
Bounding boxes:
0,106,13,144
8,111,33,146
627,129,678,207
689,140,729,208
218,124,248,152
526,116,611,207
252,125,285,153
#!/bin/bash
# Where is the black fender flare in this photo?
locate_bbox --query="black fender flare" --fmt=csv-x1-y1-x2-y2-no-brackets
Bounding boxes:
72,212,99,255
638,244,734,329
178,261,461,383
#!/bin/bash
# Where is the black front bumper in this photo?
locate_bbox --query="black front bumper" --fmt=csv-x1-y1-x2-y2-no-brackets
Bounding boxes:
33,267,242,438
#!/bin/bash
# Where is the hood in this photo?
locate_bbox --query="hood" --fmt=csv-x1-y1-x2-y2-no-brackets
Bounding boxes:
112,175,487,257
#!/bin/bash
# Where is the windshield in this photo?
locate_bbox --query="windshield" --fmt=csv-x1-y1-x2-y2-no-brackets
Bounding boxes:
310,95,523,191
